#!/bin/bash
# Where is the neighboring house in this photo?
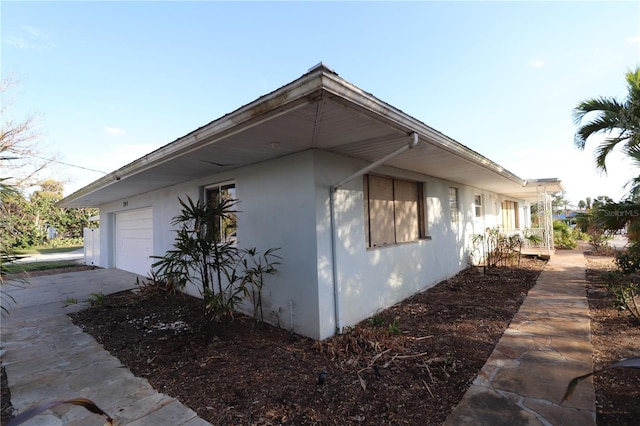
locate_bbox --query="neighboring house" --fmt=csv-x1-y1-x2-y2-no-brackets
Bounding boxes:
59,64,563,340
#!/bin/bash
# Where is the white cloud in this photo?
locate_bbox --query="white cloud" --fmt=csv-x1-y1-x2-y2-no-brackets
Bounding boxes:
626,35,640,44
105,127,126,136
528,60,544,68
4,36,30,49
4,25,54,50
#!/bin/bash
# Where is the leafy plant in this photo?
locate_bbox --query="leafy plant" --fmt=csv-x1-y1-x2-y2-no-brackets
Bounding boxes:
152,195,242,320
0,249,27,316
369,314,385,328
136,271,180,296
64,297,79,306
553,220,578,249
152,195,281,322
610,282,640,323
241,247,281,322
602,271,640,324
388,318,401,335
615,242,640,274
523,230,542,245
88,292,105,306
471,227,522,268
561,356,640,403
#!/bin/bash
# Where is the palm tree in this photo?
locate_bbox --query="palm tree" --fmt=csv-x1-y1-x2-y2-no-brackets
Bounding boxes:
623,143,640,202
574,67,640,173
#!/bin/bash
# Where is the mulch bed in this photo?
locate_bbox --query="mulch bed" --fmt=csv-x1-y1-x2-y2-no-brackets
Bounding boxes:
67,258,544,425
584,250,640,426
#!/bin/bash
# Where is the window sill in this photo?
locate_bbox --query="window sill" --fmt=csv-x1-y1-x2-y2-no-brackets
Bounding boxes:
367,236,432,250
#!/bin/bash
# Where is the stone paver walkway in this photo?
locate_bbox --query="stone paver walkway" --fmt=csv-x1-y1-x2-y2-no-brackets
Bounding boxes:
1,269,211,425
445,249,596,425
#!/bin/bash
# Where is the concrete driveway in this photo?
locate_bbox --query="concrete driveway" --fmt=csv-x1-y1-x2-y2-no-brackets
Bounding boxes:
1,268,211,425
2,268,140,320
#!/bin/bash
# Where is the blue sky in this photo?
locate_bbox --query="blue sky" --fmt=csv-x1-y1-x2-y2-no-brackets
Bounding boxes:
2,1,639,205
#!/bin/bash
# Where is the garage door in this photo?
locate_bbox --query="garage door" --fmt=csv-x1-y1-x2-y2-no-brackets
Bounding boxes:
115,208,153,276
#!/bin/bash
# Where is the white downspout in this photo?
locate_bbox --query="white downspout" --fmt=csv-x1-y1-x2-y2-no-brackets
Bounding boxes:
329,132,419,334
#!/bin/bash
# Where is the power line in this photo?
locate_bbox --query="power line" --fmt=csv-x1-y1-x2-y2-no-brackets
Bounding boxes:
30,155,108,174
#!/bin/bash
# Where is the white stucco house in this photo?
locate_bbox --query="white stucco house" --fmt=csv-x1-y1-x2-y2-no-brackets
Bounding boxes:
60,64,562,340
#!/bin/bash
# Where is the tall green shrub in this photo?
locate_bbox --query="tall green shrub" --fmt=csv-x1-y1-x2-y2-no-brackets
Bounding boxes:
152,196,280,322
553,220,577,249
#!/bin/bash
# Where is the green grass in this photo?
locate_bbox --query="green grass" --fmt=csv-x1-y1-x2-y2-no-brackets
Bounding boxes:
4,260,84,274
13,245,83,255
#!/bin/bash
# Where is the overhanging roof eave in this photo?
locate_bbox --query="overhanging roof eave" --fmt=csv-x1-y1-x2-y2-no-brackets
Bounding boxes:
319,73,527,188
60,66,538,207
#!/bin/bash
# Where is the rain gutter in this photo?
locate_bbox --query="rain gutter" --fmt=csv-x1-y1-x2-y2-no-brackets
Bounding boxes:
329,132,419,334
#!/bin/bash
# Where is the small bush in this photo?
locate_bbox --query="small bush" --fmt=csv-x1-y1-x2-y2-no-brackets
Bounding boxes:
471,227,522,267
39,237,84,249
602,271,640,324
64,297,79,306
387,318,401,335
88,292,106,306
135,272,180,296
616,243,640,274
369,314,385,328
553,221,577,249
152,195,281,323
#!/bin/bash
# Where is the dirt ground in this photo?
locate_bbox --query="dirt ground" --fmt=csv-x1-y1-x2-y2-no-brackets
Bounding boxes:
2,250,638,425
584,250,640,425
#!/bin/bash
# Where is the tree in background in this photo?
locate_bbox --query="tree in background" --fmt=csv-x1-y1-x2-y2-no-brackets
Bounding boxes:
1,76,58,190
552,192,571,216
574,67,640,173
1,179,97,249
592,195,614,209
573,67,640,243
1,77,96,250
621,144,640,202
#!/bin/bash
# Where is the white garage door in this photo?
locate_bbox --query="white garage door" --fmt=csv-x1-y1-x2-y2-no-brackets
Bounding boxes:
115,208,153,276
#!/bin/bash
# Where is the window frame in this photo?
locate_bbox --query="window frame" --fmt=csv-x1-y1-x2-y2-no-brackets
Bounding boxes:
203,180,237,243
474,194,483,218
449,187,459,222
501,199,520,230
363,174,426,248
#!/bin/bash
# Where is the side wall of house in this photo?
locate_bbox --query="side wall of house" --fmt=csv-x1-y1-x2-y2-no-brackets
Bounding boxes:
310,150,528,338
97,150,324,339
96,149,530,340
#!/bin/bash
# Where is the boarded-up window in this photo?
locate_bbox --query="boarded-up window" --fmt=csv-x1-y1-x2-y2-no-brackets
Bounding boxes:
364,175,425,247
501,200,519,229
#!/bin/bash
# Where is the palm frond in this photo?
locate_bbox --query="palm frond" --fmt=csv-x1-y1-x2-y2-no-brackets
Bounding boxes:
594,134,631,172
573,98,629,151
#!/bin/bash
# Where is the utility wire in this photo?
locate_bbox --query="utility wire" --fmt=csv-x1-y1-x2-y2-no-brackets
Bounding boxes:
29,155,108,174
